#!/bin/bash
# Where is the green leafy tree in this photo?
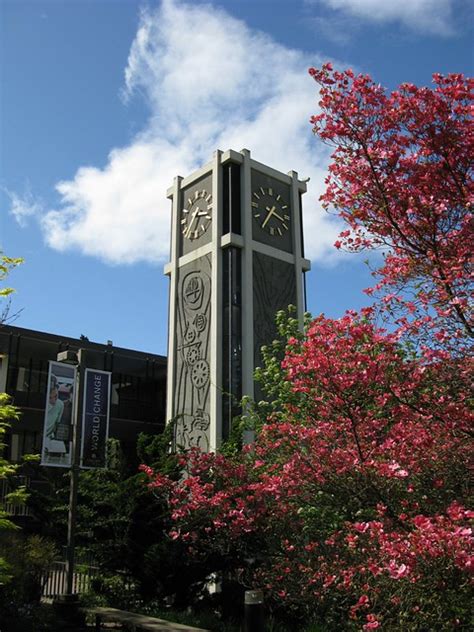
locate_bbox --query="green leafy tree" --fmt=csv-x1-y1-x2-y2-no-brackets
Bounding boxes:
0,394,22,584
0,254,25,585
1,253,23,324
44,430,197,606
1,254,39,591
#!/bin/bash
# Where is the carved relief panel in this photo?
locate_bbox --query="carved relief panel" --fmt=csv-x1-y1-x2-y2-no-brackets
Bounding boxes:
173,255,212,450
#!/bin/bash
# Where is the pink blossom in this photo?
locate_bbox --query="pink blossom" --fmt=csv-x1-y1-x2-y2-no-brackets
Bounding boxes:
388,561,409,579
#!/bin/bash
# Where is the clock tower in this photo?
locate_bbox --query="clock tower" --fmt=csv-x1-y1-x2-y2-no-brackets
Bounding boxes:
165,149,310,451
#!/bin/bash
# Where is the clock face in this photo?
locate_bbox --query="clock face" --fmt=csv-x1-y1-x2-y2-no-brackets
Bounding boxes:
181,189,213,240
252,186,290,237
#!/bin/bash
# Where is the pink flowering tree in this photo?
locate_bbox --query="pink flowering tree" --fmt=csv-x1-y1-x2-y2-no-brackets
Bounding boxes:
142,69,473,630
309,65,473,352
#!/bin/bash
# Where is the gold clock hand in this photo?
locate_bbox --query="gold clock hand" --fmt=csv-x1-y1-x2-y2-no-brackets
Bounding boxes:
186,208,199,237
262,205,276,229
271,209,285,222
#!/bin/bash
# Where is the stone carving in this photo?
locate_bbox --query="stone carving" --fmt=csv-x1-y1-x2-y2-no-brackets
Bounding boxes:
173,256,212,450
174,410,210,452
186,345,200,366
194,312,207,332
191,359,210,389
184,276,204,309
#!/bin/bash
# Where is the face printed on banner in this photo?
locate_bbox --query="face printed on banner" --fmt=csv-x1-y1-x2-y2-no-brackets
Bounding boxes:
49,376,60,407
49,386,58,406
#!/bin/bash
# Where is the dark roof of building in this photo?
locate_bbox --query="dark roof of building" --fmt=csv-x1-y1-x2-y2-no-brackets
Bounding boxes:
0,324,167,364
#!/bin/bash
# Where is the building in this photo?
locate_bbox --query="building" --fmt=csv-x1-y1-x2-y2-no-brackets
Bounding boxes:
165,149,310,451
0,325,167,465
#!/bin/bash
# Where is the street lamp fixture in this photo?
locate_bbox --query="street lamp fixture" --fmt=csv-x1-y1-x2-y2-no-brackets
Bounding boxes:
53,348,85,625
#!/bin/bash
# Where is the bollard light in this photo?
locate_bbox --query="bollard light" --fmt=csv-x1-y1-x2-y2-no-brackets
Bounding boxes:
244,589,264,632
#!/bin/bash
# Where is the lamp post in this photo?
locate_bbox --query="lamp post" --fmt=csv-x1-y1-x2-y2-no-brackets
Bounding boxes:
54,348,86,617
241,429,265,632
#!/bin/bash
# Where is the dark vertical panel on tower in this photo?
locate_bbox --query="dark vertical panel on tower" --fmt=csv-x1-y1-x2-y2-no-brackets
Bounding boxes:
298,192,305,257
253,252,296,402
222,161,242,440
222,247,242,440
223,163,242,236
299,191,308,311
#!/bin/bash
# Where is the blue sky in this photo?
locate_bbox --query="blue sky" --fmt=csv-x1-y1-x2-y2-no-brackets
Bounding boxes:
1,0,473,355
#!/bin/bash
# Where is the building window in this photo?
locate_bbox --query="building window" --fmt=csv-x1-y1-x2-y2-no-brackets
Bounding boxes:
9,431,41,462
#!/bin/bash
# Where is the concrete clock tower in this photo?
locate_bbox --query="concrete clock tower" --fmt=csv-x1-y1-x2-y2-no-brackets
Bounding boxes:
164,149,311,452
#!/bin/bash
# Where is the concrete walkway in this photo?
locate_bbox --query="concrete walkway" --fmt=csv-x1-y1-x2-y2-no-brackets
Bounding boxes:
87,606,210,632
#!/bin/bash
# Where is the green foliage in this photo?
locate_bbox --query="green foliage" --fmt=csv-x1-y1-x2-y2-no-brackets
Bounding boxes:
89,573,142,610
0,254,23,300
223,306,310,454
0,603,61,632
0,394,25,584
50,465,130,568
0,393,20,477
0,533,57,622
1,253,23,325
106,436,128,474
136,423,179,474
1,395,40,585
43,432,190,604
254,306,308,412
0,253,43,589
0,252,26,490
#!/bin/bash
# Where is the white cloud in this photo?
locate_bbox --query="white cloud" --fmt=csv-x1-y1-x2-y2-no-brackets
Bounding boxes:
5,188,42,227
319,0,455,35
40,0,342,266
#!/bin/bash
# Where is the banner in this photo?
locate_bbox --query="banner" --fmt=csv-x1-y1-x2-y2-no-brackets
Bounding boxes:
80,368,111,469
41,361,76,468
